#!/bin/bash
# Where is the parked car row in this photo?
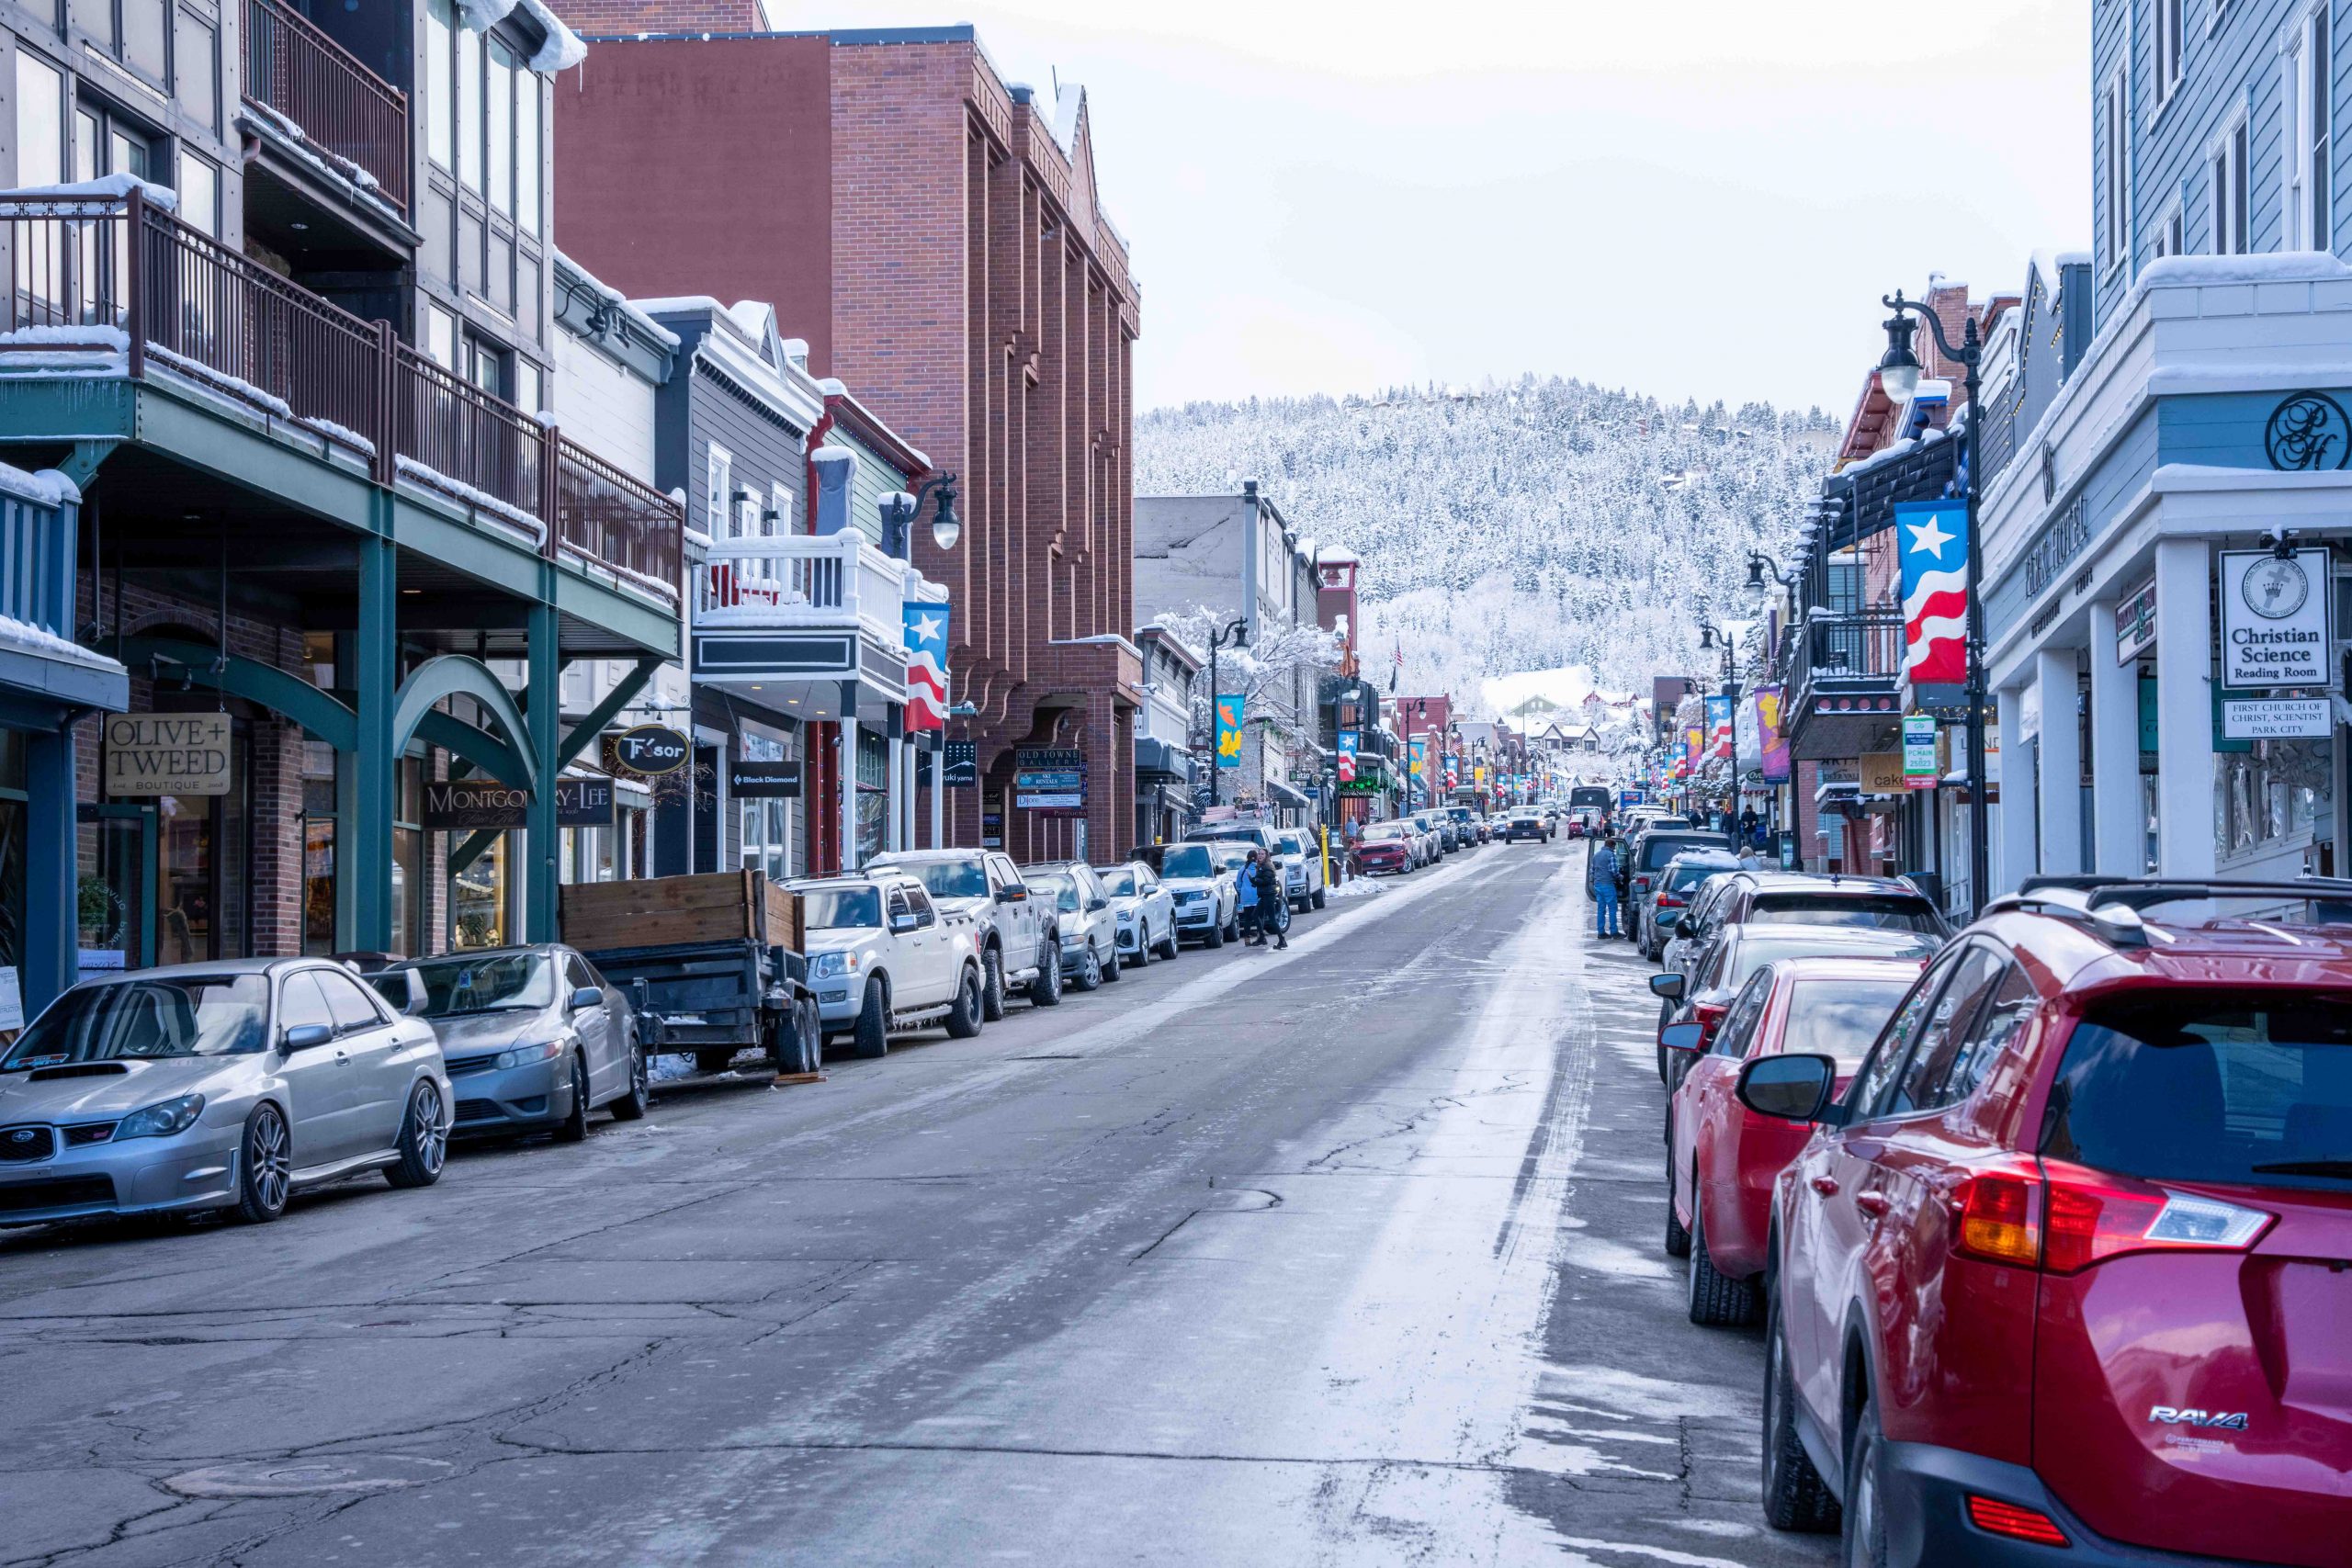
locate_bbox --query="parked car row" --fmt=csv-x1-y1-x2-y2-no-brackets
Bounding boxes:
1353,807,1503,874
1628,856,2352,1565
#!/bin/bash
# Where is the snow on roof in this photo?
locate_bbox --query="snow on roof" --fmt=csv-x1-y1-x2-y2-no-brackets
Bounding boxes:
553,250,680,349
1316,546,1361,565
726,299,778,355
630,295,729,322
0,172,177,210
2028,247,2093,299
457,0,586,73
0,457,79,509
1052,83,1085,155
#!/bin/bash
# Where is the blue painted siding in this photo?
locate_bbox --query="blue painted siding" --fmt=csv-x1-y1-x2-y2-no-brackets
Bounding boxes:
2094,1,2350,332
1984,403,2161,644
2157,387,2352,463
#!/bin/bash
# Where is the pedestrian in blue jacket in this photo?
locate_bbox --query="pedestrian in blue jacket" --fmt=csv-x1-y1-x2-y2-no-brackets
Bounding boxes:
1588,837,1623,938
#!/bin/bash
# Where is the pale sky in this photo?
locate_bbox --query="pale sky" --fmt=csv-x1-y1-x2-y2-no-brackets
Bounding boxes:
765,2,2090,419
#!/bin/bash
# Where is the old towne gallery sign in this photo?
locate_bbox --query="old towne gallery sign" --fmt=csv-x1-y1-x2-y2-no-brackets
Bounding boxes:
104,713,232,796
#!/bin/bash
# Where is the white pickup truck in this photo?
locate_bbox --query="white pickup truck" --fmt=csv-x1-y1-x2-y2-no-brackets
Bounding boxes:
792,871,987,1058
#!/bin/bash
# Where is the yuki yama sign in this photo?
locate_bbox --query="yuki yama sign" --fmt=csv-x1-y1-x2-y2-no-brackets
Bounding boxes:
2220,549,2332,689
105,713,231,796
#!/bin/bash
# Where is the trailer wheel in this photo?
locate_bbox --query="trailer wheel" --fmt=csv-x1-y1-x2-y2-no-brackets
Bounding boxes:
853,977,889,1059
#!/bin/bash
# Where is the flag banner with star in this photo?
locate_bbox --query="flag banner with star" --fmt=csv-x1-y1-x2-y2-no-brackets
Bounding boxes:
1895,500,1969,688
1214,694,1245,769
905,599,949,731
1337,729,1358,784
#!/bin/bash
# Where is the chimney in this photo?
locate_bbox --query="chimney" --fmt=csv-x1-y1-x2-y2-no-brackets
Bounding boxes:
810,446,856,536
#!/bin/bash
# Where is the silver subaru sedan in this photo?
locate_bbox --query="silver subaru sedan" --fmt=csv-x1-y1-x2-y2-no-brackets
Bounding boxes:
0,958,452,1227
385,945,646,1140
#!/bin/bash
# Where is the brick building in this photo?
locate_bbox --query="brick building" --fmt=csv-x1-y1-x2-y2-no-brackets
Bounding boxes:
548,17,1145,860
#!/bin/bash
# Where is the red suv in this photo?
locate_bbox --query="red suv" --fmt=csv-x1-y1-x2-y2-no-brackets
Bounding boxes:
1664,953,1924,1325
1741,880,2352,1566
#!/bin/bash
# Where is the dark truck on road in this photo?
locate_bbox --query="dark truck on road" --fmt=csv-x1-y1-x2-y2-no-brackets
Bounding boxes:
559,871,821,1079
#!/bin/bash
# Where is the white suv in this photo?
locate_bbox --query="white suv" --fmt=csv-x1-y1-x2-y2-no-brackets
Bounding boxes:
793,872,985,1059
1269,829,1327,911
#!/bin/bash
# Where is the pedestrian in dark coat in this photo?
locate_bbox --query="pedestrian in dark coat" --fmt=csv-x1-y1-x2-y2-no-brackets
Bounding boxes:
1250,850,1288,950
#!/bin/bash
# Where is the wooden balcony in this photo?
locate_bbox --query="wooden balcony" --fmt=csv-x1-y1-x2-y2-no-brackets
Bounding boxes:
691,534,943,702
0,188,677,604
243,0,410,214
1782,607,1905,761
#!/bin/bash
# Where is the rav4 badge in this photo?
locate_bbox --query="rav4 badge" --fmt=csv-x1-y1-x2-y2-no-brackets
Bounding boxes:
2148,1407,2249,1430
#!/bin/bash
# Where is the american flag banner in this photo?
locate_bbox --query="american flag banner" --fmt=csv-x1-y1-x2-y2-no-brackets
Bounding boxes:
1337,729,1358,784
1896,500,1969,689
904,599,949,732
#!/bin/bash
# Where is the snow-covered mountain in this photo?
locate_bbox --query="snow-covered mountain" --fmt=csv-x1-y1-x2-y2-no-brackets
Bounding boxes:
1135,377,1838,709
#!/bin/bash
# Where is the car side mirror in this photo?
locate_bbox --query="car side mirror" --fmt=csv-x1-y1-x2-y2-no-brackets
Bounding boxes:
997,886,1027,904
1736,1054,1838,1122
1649,974,1685,1000
1660,1021,1706,1053
282,1022,334,1053
890,912,918,934
1088,897,1108,912
570,986,604,1010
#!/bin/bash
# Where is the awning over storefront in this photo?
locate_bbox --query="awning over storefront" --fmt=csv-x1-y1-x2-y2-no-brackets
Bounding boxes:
1136,736,1192,778
1266,780,1309,809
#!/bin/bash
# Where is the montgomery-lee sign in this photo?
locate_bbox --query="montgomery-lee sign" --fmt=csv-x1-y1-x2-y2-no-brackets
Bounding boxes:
423,778,615,830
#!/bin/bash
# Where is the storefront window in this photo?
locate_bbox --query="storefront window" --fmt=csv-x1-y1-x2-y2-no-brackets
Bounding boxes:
451,834,506,949
738,728,797,881
300,741,336,955
393,757,422,957
0,732,24,974
855,729,888,864
2214,738,2334,866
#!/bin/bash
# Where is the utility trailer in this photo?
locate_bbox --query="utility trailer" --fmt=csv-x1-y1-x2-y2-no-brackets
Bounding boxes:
559,871,822,1080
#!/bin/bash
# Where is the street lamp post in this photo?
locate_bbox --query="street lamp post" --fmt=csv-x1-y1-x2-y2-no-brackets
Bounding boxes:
1875,288,1988,916
1696,614,1740,848
1204,617,1247,807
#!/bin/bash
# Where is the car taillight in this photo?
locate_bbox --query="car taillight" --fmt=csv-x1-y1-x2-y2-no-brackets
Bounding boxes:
1953,1170,2042,1268
2039,1160,2274,1275
1657,893,1685,908
1966,1496,2070,1548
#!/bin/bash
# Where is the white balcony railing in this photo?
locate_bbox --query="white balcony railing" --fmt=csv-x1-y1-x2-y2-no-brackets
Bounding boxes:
695,533,922,647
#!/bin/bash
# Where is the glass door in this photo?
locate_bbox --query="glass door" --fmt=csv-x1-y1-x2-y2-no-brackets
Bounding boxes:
78,806,154,978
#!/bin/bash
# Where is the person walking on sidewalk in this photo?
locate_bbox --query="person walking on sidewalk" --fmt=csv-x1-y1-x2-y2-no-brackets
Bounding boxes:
1588,834,1623,939
1250,850,1289,951
1235,852,1262,946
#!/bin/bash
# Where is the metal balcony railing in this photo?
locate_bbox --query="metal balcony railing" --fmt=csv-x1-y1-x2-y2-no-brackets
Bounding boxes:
695,533,917,646
244,0,411,213
0,190,677,599
1787,606,1905,726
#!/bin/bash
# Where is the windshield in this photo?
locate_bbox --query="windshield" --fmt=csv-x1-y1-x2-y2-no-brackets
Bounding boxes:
895,859,989,900
1640,835,1721,871
1667,862,1734,893
2045,994,2352,1192
1212,847,1253,872
1030,874,1080,912
1569,788,1611,808
1750,893,1943,933
1781,977,1919,1070
802,887,884,931
404,953,555,1017
1275,834,1308,855
1190,828,1263,846
2,975,271,1066
1364,824,1406,842
1097,868,1138,897
1729,933,1938,990
1160,845,1216,878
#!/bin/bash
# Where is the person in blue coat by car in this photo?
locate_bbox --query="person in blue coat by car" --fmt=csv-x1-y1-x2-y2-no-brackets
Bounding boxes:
1588,834,1623,938
1235,852,1261,945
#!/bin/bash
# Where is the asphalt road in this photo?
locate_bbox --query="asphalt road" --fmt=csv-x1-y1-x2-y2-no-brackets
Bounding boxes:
1,838,1836,1567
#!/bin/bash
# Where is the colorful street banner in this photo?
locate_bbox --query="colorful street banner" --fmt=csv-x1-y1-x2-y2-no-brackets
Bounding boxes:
1706,694,1733,760
1408,736,1427,777
1896,499,1969,688
1755,684,1790,783
1337,729,1358,784
1214,694,1245,769
904,598,949,731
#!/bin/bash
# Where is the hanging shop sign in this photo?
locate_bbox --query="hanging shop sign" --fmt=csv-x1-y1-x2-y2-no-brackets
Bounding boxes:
981,809,1002,849
1859,752,1908,795
1902,714,1939,788
104,713,232,796
423,778,613,830
944,740,978,789
728,760,802,798
2220,549,2333,689
2115,577,2156,664
2220,697,2333,740
603,724,690,778
1014,747,1086,814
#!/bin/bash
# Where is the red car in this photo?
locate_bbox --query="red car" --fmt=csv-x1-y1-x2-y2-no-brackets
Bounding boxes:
1352,823,1414,875
1663,953,1924,1325
1741,879,2352,1566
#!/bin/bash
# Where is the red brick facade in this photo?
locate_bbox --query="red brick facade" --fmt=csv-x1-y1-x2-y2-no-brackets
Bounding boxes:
552,25,1143,859
552,0,762,32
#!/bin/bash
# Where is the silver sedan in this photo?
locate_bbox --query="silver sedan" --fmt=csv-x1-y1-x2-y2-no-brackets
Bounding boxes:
1093,861,1180,965
386,946,647,1142
0,959,452,1227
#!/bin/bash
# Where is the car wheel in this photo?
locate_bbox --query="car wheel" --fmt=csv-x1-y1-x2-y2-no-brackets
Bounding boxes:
854,977,890,1058
1203,918,1225,950
945,964,983,1038
1128,931,1150,968
1101,939,1122,983
1157,920,1181,961
1311,887,1326,910
556,1051,591,1144
1841,1394,1890,1566
1761,1292,1840,1532
980,946,1009,1022
386,1080,447,1188
234,1103,291,1224
1030,942,1064,1007
1074,943,1103,992
611,1038,650,1118
1664,1130,1691,1258
1687,1179,1759,1325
